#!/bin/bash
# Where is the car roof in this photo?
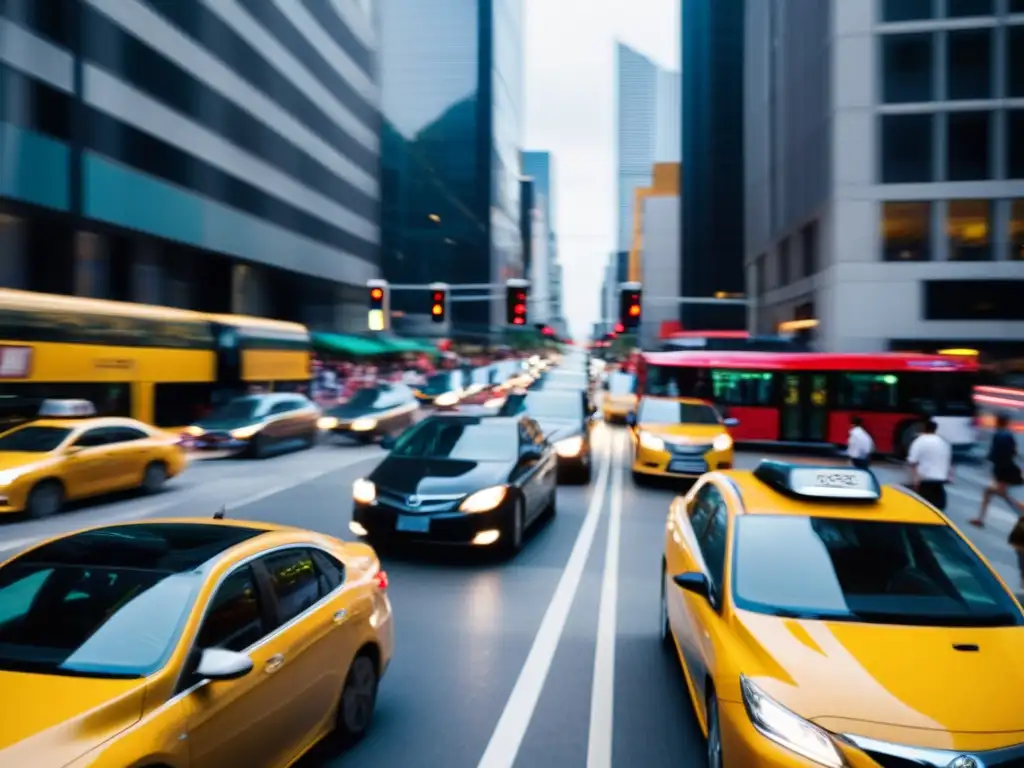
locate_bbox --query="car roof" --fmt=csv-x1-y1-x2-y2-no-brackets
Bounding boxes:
717,469,944,525
640,395,712,406
15,416,149,430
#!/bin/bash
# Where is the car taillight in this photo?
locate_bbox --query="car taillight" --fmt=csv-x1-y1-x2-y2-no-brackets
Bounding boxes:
375,570,389,590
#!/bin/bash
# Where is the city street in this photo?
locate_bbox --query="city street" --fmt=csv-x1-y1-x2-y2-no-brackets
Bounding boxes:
0,426,1019,768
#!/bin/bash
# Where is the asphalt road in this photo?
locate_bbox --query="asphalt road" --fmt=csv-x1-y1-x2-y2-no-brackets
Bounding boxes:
0,426,1020,768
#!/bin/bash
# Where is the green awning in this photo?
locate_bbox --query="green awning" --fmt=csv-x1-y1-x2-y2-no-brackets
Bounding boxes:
311,332,389,357
383,337,438,354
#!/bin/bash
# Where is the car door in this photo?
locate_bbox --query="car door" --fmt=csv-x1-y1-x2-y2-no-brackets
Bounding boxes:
666,481,721,707
525,417,557,518
252,547,364,763
261,400,296,445
61,426,120,498
186,566,292,768
101,426,152,490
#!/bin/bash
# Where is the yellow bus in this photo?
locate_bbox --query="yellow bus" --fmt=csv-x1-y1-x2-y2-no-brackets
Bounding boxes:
0,288,311,428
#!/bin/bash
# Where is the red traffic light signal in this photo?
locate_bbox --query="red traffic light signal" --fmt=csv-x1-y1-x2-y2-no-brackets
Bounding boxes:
430,289,446,323
370,287,383,301
614,322,624,334
618,287,642,329
506,285,528,325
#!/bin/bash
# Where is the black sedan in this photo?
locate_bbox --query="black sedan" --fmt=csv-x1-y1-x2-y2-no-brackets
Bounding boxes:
182,393,320,457
349,414,557,554
499,389,595,483
318,383,418,443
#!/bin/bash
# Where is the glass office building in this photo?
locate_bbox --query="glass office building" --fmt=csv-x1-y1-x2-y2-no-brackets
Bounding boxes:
681,0,745,329
379,0,524,331
0,0,380,331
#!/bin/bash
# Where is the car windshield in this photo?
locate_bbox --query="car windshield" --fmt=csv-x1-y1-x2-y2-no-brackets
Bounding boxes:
0,426,72,453
390,418,516,462
607,372,636,395
206,397,262,421
504,392,583,421
0,563,200,677
344,388,384,409
420,373,453,395
640,399,720,425
732,516,1023,627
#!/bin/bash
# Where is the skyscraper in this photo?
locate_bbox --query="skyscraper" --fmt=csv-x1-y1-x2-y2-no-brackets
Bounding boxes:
681,0,745,329
522,150,563,322
615,42,679,253
379,0,524,332
0,0,380,330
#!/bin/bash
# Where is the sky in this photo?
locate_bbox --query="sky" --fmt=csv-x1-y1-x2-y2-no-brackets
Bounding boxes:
523,0,679,340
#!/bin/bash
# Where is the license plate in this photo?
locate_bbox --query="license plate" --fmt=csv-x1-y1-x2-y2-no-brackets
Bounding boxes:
669,461,702,474
396,515,430,533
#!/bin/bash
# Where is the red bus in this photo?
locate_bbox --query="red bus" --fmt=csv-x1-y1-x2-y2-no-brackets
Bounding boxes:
661,331,804,352
637,351,979,455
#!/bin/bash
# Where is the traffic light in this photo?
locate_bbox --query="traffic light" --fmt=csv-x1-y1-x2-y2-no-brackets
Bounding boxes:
618,282,642,329
428,282,448,324
367,279,389,331
505,279,529,326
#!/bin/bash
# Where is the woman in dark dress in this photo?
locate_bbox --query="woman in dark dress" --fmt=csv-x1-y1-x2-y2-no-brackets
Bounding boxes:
970,413,1024,590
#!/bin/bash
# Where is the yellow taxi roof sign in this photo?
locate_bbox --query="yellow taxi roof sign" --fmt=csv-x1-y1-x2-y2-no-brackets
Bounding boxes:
753,460,881,502
37,399,97,418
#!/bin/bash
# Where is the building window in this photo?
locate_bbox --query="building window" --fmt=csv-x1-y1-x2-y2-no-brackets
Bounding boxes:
800,222,817,278
946,112,991,181
882,202,931,261
1007,111,1024,179
880,114,934,183
946,29,991,100
947,200,992,261
778,238,790,286
1009,27,1024,98
945,0,993,15
923,280,1024,320
1011,200,1024,261
1012,0,1024,12
881,0,935,21
881,34,935,103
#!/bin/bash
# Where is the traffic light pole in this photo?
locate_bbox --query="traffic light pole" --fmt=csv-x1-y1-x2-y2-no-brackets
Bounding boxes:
384,282,507,291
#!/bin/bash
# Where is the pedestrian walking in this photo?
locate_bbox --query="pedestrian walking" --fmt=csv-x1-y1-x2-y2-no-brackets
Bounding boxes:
969,412,1024,527
846,416,874,470
906,419,952,510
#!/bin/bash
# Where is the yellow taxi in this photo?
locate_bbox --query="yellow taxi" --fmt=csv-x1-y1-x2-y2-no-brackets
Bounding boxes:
660,460,1024,767
627,396,737,484
0,516,394,768
0,400,188,518
601,369,638,422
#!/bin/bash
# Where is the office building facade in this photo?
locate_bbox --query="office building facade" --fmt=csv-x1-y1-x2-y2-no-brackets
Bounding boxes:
745,0,1024,355
615,42,680,252
0,0,379,331
522,150,564,323
379,0,524,332
681,0,746,329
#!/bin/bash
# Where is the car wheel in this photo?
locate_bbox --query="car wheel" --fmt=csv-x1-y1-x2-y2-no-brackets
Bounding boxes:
706,693,723,768
334,652,379,746
142,461,168,493
250,434,268,459
632,471,648,487
576,461,592,485
302,430,318,449
26,480,63,519
659,566,673,650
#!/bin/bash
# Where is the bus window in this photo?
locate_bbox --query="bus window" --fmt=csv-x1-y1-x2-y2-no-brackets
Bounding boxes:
153,383,218,427
644,365,697,397
711,371,775,406
900,372,975,416
0,383,130,419
837,374,899,411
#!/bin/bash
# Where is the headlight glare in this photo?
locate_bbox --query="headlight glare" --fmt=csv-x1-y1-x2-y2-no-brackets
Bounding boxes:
350,417,377,432
352,478,376,504
740,677,844,768
318,416,339,430
638,431,665,452
460,485,507,513
434,392,459,407
230,424,261,439
555,436,584,457
712,433,733,452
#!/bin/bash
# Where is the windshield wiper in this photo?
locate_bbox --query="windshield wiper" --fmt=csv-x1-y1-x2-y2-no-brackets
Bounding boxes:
765,608,855,621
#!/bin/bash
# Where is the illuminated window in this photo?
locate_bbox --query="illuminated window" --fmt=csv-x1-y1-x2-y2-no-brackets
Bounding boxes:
881,201,931,262
1011,200,1024,261
947,200,992,261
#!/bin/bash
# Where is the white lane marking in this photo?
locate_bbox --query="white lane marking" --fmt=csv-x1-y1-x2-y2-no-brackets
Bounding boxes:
476,427,616,768
0,449,382,555
587,431,624,768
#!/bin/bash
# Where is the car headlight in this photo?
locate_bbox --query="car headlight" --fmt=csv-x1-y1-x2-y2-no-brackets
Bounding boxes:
460,485,507,513
555,436,584,457
183,425,204,437
350,417,377,432
483,397,505,409
318,416,339,430
712,434,733,452
638,431,665,452
434,392,459,407
0,468,27,486
740,677,844,768
230,424,261,439
352,478,376,504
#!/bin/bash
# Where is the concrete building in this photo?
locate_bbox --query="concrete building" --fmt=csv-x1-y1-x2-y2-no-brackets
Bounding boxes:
628,163,681,348
615,42,680,252
681,0,746,330
522,150,564,323
379,0,524,333
599,249,630,332
0,0,380,331
745,0,1024,355
528,206,552,323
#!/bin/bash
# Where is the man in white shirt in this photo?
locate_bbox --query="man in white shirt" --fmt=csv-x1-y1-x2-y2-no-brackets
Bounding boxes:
847,416,874,470
906,419,953,510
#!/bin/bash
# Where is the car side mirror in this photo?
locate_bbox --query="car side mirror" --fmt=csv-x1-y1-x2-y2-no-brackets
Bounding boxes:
625,412,637,427
380,435,396,450
64,445,83,455
723,417,740,427
195,648,254,681
673,571,711,600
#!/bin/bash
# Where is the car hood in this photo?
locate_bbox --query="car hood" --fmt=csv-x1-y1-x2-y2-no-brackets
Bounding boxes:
0,671,145,765
328,404,385,421
638,423,726,442
533,419,584,442
192,417,260,432
0,453,52,471
734,610,1024,750
370,456,510,496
